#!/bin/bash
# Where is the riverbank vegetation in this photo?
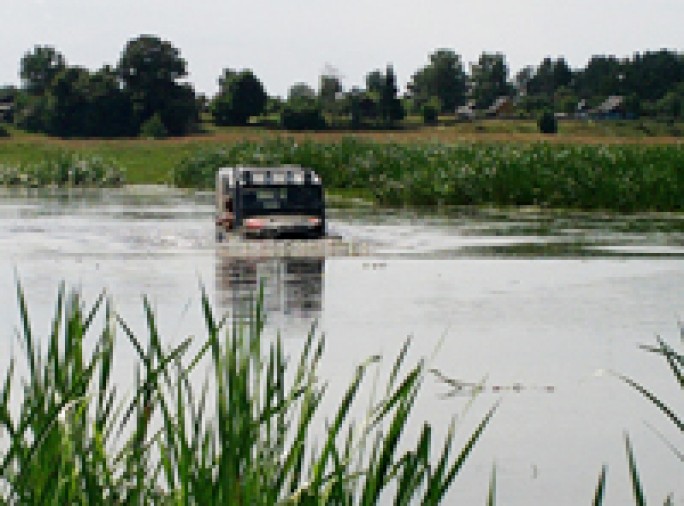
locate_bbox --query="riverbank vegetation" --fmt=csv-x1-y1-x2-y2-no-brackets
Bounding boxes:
172,138,684,212
0,284,496,504
2,134,684,211
0,151,124,187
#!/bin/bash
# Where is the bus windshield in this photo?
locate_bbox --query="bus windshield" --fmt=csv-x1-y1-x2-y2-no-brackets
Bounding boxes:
240,185,323,215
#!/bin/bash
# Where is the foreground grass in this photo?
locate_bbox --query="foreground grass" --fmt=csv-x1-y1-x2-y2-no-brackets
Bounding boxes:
0,283,495,504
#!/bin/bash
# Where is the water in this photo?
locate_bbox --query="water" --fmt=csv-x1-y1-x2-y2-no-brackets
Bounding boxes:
1,187,682,504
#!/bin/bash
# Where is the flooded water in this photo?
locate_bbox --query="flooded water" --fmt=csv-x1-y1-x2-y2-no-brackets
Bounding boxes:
1,186,683,504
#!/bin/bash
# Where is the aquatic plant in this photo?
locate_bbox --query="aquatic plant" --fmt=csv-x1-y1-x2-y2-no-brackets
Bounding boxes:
592,330,683,505
0,152,125,188
171,138,684,211
0,283,495,504
619,331,682,505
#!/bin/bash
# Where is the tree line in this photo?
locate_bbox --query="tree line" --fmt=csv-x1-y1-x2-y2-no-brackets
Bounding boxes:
0,35,683,137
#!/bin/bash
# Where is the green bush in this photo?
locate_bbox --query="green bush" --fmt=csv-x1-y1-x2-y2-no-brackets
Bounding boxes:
538,110,558,134
280,99,326,130
0,124,9,137
139,113,169,139
421,100,439,125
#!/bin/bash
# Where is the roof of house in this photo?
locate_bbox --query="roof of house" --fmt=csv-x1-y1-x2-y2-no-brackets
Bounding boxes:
487,96,512,114
594,95,624,113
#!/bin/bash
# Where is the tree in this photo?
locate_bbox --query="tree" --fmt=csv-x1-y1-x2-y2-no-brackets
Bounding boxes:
573,55,624,99
421,97,440,124
553,58,573,90
538,109,558,134
408,49,467,113
288,82,316,102
118,35,197,135
365,70,383,94
378,65,404,127
526,57,573,99
344,87,376,129
656,84,684,119
624,50,684,102
514,66,535,96
84,66,134,136
44,66,91,136
212,69,267,126
280,97,326,130
319,71,343,119
470,52,513,109
20,46,66,95
555,86,580,115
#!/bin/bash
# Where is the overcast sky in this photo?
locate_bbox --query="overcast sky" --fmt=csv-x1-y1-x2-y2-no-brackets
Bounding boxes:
3,0,683,97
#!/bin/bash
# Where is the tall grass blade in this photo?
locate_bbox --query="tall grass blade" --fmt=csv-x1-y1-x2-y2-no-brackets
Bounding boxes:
487,463,497,506
618,374,683,432
625,434,647,506
593,464,607,506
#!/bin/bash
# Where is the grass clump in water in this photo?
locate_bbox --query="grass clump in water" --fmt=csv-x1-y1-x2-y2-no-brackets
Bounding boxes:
0,151,125,188
0,282,496,504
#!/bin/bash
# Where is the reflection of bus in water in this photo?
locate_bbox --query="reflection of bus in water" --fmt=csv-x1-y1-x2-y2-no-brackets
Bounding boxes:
216,166,325,241
215,255,324,321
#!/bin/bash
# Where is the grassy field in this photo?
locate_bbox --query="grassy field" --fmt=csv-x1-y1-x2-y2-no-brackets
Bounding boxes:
2,120,684,211
1,119,683,184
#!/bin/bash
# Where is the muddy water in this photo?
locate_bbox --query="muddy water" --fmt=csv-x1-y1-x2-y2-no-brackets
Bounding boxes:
1,187,683,504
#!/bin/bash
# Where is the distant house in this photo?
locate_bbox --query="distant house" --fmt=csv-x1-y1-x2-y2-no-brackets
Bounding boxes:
485,96,515,118
0,97,14,123
575,99,590,118
590,95,626,119
455,100,476,120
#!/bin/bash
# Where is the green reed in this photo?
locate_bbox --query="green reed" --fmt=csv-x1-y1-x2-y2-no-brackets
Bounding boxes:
0,283,495,504
592,330,683,505
172,138,684,211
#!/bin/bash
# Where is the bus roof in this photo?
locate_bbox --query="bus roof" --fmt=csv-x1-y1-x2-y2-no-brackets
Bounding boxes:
217,166,322,186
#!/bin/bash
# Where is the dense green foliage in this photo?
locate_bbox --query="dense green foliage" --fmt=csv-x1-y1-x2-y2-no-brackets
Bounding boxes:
14,37,198,138
172,138,684,211
470,53,515,110
538,110,558,134
378,65,405,127
0,152,125,187
119,35,198,136
0,283,495,504
212,69,268,126
280,98,327,130
421,99,439,125
6,42,684,138
408,49,467,113
139,113,169,139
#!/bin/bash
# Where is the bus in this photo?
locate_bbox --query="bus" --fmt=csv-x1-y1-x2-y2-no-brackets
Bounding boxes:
216,166,326,241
